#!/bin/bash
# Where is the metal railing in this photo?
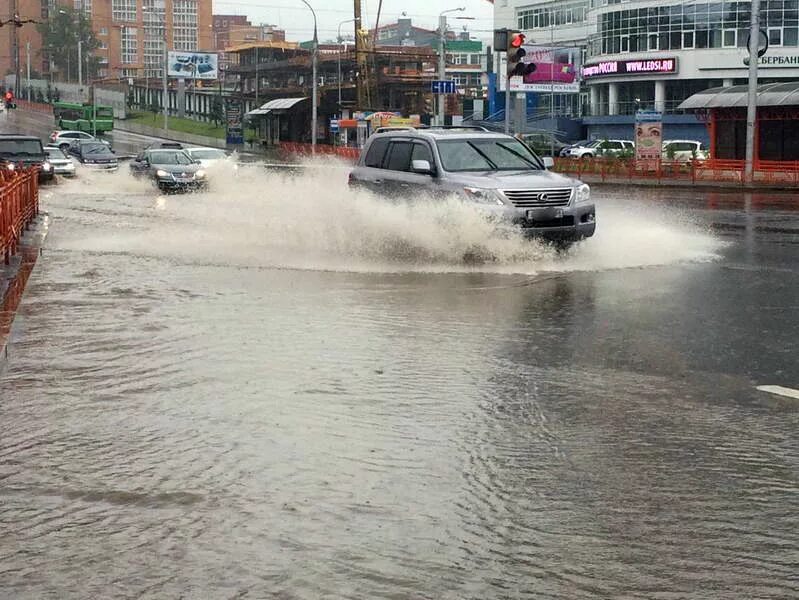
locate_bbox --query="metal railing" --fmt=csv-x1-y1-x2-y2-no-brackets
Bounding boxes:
1,167,40,265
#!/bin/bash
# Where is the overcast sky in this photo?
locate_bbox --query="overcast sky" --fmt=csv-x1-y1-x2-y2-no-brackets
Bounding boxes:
213,0,496,43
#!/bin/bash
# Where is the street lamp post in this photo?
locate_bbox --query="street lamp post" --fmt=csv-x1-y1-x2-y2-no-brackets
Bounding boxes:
438,8,465,127
745,0,761,183
337,18,357,115
144,6,169,134
300,0,318,153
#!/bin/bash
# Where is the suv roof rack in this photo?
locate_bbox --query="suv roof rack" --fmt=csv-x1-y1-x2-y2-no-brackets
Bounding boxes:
373,126,417,134
425,125,491,132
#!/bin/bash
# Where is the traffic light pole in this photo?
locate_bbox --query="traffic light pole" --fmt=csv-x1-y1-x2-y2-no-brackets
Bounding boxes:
504,73,511,135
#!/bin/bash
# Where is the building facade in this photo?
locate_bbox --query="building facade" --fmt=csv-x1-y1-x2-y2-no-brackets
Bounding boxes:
495,0,799,140
3,0,50,83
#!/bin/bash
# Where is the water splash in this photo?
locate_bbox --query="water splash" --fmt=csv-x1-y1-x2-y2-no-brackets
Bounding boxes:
49,159,723,275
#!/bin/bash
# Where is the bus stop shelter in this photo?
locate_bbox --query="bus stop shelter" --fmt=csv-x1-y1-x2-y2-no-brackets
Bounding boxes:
679,82,799,162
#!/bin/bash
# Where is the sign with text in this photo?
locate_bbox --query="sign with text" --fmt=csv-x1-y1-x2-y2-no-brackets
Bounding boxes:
582,58,678,79
225,99,243,145
634,110,663,161
499,46,580,93
431,80,456,94
167,51,219,80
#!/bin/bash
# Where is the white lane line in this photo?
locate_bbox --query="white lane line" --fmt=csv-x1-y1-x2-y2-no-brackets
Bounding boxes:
756,385,799,400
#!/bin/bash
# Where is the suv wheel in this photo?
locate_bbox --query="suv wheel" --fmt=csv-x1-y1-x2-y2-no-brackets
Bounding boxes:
581,153,593,159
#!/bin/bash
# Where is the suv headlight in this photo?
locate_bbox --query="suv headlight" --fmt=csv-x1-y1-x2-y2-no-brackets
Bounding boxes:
575,183,591,204
463,187,504,205
42,161,52,171
156,169,169,177
195,170,206,178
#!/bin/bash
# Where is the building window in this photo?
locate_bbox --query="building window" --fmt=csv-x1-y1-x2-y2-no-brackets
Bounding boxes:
120,26,138,64
517,1,587,30
590,1,799,59
143,0,166,77
173,0,199,51
98,27,108,36
112,0,137,22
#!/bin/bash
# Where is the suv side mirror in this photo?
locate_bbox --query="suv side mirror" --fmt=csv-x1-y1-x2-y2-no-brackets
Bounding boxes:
542,156,554,169
411,159,433,175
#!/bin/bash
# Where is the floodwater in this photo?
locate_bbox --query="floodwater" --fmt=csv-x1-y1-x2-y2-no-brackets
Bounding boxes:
1,163,798,599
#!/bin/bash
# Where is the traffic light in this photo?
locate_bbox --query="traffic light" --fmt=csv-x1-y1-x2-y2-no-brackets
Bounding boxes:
507,32,536,79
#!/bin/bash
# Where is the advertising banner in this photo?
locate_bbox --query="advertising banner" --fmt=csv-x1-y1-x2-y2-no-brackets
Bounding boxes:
225,99,243,145
582,58,677,79
167,51,219,80
499,46,580,93
634,110,663,161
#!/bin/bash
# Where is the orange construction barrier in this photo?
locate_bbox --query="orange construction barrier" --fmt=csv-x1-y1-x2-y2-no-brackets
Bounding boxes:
0,166,39,265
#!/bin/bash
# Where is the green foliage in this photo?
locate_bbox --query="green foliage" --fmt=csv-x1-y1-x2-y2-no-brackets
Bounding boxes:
37,8,101,83
209,96,224,126
665,143,677,160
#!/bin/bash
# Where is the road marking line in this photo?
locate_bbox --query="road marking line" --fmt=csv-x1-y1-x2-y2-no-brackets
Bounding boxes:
756,385,799,400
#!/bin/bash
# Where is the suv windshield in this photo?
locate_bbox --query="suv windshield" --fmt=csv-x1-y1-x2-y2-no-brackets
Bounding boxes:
45,147,67,159
150,150,193,165
83,143,111,155
0,139,43,156
436,139,542,172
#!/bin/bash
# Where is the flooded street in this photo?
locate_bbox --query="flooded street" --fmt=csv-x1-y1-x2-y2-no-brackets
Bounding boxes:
1,166,798,599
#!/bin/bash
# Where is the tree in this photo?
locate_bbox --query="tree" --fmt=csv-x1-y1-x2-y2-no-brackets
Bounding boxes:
209,96,224,126
38,8,101,83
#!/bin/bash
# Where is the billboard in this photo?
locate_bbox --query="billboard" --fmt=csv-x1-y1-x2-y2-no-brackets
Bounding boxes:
500,46,580,93
167,51,219,80
634,110,663,161
582,58,678,79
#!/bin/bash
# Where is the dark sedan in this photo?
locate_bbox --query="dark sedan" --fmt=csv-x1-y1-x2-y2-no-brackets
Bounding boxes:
68,140,119,171
129,149,208,192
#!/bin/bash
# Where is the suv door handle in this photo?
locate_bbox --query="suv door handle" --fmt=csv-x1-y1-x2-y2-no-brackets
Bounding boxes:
372,179,383,184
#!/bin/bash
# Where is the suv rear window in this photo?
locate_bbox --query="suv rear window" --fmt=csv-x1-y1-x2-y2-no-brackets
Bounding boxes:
364,138,390,168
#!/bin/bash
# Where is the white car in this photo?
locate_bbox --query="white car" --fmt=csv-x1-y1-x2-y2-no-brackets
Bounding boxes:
563,139,635,159
184,147,237,170
662,140,707,162
49,130,110,151
43,145,77,177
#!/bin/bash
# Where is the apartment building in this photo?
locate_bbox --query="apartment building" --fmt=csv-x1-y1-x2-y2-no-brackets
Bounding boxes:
2,0,50,83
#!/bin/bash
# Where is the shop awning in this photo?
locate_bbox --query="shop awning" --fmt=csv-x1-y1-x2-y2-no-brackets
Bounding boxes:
246,97,308,118
679,81,799,110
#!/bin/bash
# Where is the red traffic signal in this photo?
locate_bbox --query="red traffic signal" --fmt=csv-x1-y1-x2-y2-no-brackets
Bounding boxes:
507,32,536,79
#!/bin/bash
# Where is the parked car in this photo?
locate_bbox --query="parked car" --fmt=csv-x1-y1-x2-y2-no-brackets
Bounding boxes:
43,145,77,177
0,134,53,182
68,140,119,171
49,130,110,151
563,139,634,159
184,146,237,170
519,132,570,157
348,127,595,244
129,148,208,192
662,140,708,162
559,139,590,157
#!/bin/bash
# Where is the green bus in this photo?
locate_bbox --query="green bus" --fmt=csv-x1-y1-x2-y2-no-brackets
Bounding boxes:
53,102,114,133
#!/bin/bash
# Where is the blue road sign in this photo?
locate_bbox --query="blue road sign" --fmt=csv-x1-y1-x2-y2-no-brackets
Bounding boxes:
431,80,456,94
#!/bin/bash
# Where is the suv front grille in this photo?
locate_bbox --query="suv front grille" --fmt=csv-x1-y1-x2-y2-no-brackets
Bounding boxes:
502,188,572,208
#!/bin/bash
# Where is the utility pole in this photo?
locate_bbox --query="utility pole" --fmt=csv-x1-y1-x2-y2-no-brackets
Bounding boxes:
254,46,259,108
26,41,30,100
354,0,367,110
438,15,446,126
78,40,83,87
745,0,761,183
11,0,20,93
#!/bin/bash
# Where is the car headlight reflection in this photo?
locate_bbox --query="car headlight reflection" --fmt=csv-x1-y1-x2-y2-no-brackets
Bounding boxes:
463,187,504,205
575,183,591,204
195,170,206,178
156,169,169,177
42,162,52,171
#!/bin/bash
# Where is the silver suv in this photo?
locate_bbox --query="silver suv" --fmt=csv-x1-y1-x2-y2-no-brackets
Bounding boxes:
348,127,595,242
